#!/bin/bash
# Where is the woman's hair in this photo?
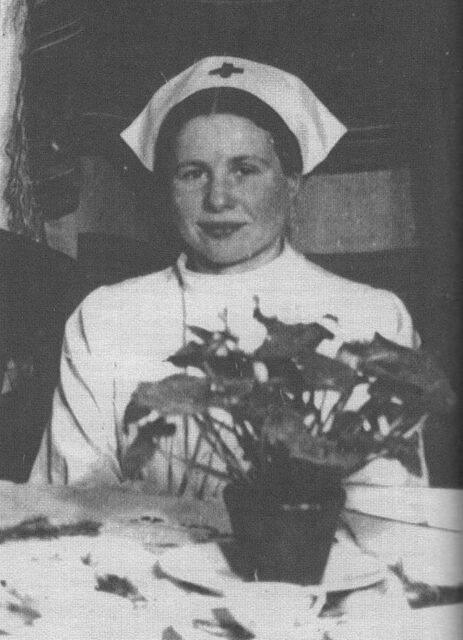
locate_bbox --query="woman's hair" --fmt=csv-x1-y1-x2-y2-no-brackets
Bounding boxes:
154,87,303,177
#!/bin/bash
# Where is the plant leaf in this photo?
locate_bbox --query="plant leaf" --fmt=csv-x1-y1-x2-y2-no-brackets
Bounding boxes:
187,326,239,359
292,433,364,474
188,325,238,345
263,356,304,385
209,353,254,378
358,381,406,431
328,411,365,441
167,341,207,369
262,405,306,445
230,385,277,433
383,432,422,476
131,375,210,416
121,418,176,479
297,352,357,392
186,326,217,343
291,433,364,474
259,406,362,474
210,377,255,408
339,333,456,413
253,307,334,360
168,341,253,378
123,401,152,427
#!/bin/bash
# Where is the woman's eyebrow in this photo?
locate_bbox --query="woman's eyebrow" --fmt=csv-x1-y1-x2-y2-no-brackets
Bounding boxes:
231,155,271,166
175,159,207,168
175,156,271,168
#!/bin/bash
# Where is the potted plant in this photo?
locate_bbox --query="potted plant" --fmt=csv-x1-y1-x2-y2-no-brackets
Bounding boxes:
124,301,456,585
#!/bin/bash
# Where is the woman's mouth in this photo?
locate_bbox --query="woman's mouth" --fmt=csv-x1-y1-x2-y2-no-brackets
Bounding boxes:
198,222,246,239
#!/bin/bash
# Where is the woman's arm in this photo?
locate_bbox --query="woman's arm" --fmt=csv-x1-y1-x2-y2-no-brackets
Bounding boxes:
29,288,122,484
345,289,429,487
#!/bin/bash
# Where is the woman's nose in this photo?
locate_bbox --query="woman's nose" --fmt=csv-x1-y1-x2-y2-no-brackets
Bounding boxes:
204,174,234,212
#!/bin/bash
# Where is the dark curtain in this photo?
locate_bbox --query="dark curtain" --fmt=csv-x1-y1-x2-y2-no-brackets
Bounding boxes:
410,4,461,486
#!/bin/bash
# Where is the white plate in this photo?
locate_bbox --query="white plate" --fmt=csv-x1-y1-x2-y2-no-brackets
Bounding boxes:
344,510,463,586
159,533,386,594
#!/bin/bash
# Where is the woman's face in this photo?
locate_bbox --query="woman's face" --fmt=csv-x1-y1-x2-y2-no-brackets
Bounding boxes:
169,114,300,273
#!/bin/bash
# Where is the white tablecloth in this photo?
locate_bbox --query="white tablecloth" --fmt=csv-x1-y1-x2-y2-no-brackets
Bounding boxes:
0,481,461,639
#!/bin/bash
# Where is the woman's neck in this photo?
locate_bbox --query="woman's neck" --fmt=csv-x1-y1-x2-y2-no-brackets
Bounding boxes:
185,237,285,275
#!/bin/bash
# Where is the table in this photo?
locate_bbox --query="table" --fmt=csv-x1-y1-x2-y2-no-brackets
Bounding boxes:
0,481,462,639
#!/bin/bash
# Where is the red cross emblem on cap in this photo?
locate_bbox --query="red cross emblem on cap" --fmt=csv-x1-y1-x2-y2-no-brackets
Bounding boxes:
209,62,244,79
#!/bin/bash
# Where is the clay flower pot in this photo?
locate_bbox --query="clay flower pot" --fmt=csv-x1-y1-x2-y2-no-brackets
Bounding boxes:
223,482,346,585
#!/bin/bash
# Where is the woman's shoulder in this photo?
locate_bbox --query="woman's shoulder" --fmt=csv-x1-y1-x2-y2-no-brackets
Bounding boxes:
70,266,180,332
289,250,418,348
292,251,371,295
82,266,177,306
292,249,399,304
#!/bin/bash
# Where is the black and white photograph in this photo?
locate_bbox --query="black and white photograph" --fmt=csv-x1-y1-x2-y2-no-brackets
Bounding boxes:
0,1,461,637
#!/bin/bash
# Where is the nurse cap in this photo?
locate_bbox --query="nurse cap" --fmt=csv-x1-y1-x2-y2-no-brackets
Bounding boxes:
121,56,347,175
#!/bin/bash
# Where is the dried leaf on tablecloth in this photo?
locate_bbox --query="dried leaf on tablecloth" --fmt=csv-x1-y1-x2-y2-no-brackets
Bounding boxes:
162,626,185,640
193,607,255,639
4,591,41,626
0,516,101,543
95,574,146,604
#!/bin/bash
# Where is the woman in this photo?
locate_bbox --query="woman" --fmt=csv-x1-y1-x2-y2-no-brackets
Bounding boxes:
30,56,425,492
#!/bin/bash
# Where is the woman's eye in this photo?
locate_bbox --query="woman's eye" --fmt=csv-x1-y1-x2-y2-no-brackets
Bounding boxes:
234,165,259,177
176,167,205,181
